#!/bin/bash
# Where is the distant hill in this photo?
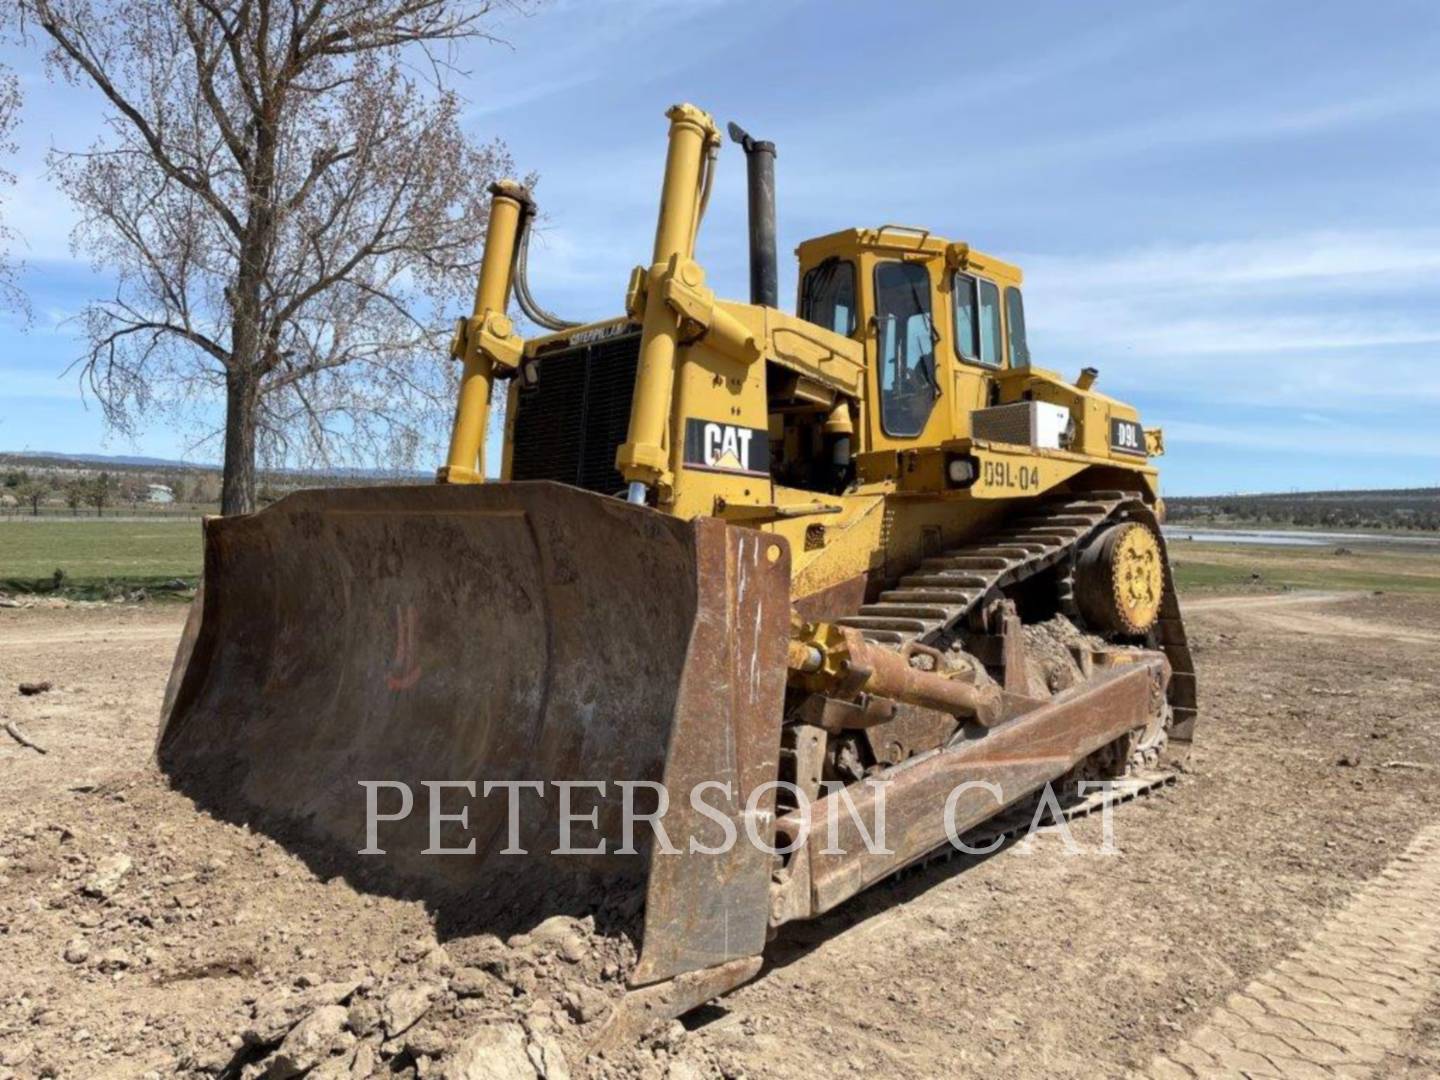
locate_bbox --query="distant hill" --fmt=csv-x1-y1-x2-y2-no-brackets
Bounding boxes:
1168,488,1440,531
0,450,209,470
0,450,425,482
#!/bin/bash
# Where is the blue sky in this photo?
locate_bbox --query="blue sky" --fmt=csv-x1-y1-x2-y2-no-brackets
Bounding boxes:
2,0,1438,494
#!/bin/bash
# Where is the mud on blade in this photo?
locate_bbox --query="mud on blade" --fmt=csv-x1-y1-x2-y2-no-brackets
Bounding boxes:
158,481,791,987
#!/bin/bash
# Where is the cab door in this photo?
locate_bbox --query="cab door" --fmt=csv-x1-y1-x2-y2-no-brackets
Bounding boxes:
869,259,946,451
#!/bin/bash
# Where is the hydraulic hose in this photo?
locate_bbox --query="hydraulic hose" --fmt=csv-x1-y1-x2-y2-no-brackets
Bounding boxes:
510,205,581,332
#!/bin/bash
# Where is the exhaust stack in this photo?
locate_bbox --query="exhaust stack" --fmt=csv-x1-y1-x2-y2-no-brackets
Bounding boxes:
726,121,778,308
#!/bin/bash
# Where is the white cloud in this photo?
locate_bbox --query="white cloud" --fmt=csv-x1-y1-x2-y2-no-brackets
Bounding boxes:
0,367,86,400
5,169,82,265
1039,305,1440,356
461,0,777,120
1154,417,1440,459
1023,230,1440,295
1013,229,1440,413
1046,80,1440,163
779,70,1440,206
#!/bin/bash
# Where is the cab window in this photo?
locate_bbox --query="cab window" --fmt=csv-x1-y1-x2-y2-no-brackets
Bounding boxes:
1005,286,1030,366
978,279,1003,367
956,273,1003,368
874,261,939,437
953,272,981,363
800,257,857,336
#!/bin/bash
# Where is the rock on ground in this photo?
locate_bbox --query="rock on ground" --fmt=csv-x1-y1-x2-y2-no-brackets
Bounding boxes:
81,852,133,898
442,1023,538,1080
380,982,438,1038
244,981,360,1047
268,1004,350,1078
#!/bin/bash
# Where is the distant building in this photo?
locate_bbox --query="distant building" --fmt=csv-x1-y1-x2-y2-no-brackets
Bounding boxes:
147,483,175,504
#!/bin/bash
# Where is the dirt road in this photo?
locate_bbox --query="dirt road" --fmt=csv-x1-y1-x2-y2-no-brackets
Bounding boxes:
1,590,1437,1078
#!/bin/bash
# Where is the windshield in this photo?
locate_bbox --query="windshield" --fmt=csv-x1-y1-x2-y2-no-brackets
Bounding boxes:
874,261,939,438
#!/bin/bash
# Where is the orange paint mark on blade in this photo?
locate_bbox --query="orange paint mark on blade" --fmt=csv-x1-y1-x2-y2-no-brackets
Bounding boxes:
386,604,422,691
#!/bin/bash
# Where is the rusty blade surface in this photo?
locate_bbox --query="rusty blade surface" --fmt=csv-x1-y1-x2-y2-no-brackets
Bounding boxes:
157,481,789,987
633,524,791,986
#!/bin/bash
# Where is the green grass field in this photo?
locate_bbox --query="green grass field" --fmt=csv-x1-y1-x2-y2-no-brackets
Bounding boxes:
0,518,203,598
1168,540,1440,594
4,517,1439,602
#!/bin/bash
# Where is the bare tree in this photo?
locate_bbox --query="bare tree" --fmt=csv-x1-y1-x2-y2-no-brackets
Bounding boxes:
24,0,521,513
63,476,86,514
85,469,114,515
17,479,51,515
120,474,147,508
0,60,23,313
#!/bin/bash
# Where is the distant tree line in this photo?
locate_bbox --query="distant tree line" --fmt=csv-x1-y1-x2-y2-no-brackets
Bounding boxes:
1,463,223,514
1,456,421,515
1167,489,1440,532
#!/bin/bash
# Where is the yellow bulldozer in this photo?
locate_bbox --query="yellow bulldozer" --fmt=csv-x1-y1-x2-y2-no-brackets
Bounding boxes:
158,103,1195,1026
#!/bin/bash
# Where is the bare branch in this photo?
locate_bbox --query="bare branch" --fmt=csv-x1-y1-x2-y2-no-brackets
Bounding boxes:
33,2,247,238
0,61,28,315
23,0,520,513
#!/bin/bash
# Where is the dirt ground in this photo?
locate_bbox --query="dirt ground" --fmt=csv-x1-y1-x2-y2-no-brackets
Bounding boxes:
1,589,1438,1079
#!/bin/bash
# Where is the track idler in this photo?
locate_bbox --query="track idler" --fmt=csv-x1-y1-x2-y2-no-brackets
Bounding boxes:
1075,520,1165,636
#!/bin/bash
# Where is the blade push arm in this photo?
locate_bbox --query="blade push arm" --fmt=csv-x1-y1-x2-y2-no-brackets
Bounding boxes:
614,104,721,504
438,180,530,485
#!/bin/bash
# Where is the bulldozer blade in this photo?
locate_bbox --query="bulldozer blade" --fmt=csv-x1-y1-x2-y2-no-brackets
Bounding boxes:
157,481,791,989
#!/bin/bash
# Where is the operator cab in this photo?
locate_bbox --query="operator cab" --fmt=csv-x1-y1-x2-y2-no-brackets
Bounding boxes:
775,228,1029,490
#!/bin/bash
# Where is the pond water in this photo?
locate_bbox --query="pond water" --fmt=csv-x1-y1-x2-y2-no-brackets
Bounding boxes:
1163,527,1440,548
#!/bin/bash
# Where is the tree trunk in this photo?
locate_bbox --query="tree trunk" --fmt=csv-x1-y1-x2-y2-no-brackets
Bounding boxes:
221,369,260,515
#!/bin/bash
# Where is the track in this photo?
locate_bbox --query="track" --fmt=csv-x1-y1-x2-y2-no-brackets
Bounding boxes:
889,769,1179,884
836,489,1197,760
827,491,1197,884
837,491,1137,646
961,768,1177,852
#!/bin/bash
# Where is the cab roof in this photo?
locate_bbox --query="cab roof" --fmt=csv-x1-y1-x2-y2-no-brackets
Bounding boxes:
796,227,1023,286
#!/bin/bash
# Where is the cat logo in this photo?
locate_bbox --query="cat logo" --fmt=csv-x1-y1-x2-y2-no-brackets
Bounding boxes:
683,418,769,476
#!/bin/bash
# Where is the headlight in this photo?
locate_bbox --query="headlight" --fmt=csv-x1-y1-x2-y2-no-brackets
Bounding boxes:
948,458,975,485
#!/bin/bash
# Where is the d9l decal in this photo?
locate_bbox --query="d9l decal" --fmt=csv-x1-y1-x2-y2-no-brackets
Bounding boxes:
1110,418,1146,456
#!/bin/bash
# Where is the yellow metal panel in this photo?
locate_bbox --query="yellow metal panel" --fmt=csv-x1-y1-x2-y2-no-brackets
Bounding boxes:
732,302,866,399
771,493,887,600
945,242,1023,286
666,334,773,520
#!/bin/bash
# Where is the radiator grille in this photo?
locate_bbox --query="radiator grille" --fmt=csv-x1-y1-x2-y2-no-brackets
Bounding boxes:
970,402,1037,445
510,331,641,495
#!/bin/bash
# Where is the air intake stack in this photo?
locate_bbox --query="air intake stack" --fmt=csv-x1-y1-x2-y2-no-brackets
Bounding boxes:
727,121,779,308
